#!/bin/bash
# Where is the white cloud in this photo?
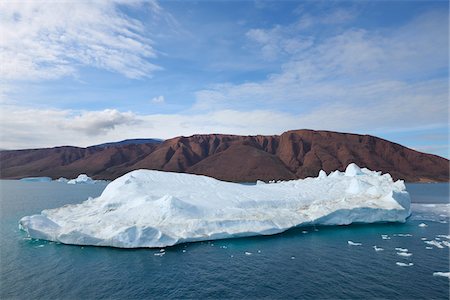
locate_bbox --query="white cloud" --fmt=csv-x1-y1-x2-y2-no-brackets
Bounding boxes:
0,0,162,81
64,109,139,136
151,95,165,104
195,11,448,129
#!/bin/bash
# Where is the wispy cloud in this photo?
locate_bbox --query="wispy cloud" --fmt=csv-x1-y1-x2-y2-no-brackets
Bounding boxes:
194,10,448,133
151,95,165,104
0,0,162,81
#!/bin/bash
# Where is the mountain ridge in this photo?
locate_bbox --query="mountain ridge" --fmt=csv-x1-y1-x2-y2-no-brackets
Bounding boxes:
1,129,448,182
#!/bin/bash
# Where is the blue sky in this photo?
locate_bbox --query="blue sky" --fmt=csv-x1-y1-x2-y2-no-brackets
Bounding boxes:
0,0,448,158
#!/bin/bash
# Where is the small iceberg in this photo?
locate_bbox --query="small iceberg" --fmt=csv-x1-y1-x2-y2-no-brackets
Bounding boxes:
20,177,52,182
381,235,391,240
373,246,384,251
18,164,412,248
418,223,428,228
67,174,97,184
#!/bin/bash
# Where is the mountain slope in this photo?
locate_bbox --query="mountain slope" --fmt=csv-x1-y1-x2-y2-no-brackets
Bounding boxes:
0,130,448,182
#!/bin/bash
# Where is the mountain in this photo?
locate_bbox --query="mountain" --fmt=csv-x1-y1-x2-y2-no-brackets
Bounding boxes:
0,130,448,182
92,138,163,148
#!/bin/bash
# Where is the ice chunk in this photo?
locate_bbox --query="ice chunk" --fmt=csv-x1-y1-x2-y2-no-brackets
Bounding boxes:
433,272,450,279
348,241,362,246
397,252,412,257
381,235,391,240
245,252,252,256
19,164,412,248
437,235,450,240
395,247,408,252
418,223,428,228
425,247,433,250
394,234,412,237
373,246,384,251
396,262,413,267
56,177,69,183
424,240,444,249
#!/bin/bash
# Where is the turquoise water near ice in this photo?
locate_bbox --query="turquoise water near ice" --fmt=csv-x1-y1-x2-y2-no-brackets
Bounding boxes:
1,181,448,299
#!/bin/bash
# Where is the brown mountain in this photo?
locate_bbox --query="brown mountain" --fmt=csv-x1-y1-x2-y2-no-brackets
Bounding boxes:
0,130,448,182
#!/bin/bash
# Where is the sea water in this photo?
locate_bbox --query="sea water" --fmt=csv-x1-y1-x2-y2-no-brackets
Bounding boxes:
1,181,448,299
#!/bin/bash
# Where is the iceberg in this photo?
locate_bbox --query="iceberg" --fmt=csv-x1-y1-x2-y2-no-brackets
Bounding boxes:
67,174,96,184
19,177,52,182
19,163,411,248
66,174,108,184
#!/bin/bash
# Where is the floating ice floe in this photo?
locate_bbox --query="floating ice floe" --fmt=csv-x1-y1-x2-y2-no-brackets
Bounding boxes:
373,246,384,251
425,247,433,250
395,247,408,252
396,262,414,267
394,234,412,237
433,272,450,279
437,235,450,240
418,223,428,228
19,164,411,248
397,252,412,257
424,240,444,249
56,177,69,183
381,235,391,240
348,241,362,246
245,252,252,256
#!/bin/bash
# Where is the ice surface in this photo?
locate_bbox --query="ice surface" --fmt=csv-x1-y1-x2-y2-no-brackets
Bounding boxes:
19,164,411,248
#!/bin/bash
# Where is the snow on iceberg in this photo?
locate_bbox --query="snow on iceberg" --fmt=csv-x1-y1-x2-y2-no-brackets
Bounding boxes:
18,163,411,248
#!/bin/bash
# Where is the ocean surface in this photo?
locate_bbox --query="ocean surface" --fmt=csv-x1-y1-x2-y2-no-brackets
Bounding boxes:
1,180,449,299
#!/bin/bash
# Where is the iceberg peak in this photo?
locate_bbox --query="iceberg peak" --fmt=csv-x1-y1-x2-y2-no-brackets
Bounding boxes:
345,163,364,177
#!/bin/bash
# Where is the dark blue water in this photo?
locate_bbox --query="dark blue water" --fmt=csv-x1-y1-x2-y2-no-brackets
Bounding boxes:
1,181,449,299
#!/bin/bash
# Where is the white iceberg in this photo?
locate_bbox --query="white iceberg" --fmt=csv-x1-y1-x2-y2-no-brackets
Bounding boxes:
66,174,108,185
67,174,96,184
18,163,411,248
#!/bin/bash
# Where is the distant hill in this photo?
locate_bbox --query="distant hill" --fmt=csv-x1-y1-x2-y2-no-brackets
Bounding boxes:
0,130,448,182
92,138,163,148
